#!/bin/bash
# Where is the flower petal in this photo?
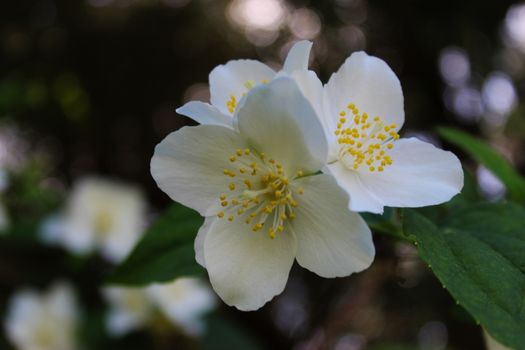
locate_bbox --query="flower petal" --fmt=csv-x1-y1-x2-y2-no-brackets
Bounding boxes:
357,137,464,208
176,101,233,127
195,217,214,267
324,52,404,133
291,69,339,159
282,40,313,73
290,174,375,277
151,125,247,215
324,162,385,214
209,60,276,116
235,77,328,175
203,217,296,311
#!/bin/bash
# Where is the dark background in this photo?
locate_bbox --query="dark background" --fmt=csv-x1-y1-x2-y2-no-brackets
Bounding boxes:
1,0,523,349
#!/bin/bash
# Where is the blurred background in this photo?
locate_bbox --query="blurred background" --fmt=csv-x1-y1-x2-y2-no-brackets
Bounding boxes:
0,0,524,349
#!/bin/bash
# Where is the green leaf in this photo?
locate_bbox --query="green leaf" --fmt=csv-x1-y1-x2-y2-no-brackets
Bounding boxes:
107,203,205,286
404,205,525,349
438,127,525,202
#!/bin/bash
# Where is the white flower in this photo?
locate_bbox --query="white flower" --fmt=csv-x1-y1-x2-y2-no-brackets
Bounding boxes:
4,282,79,350
176,40,314,127
318,51,464,213
102,278,215,337
151,77,374,310
102,287,154,337
179,41,463,214
42,178,147,263
147,277,216,335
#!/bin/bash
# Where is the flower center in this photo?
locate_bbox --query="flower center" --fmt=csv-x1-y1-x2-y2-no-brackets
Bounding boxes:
334,103,399,172
217,148,303,239
225,79,269,114
94,210,113,236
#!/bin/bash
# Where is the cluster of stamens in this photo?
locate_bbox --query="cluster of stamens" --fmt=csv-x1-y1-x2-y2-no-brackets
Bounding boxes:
225,79,269,114
217,148,303,239
335,103,399,172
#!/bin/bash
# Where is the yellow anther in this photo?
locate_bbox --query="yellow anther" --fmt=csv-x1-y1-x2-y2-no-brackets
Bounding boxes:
244,80,255,89
290,200,298,207
369,166,375,171
268,229,276,239
244,149,250,155
239,167,246,174
229,156,236,162
262,79,269,84
378,166,384,172
277,225,284,232
221,200,228,207
237,208,245,215
244,179,252,189
387,143,393,149
252,223,263,231
228,216,234,222
289,213,296,219
339,111,346,117
236,149,243,156
217,211,224,218
348,103,355,110
229,183,236,191
249,162,257,169
220,194,227,200
231,198,239,205
274,190,282,198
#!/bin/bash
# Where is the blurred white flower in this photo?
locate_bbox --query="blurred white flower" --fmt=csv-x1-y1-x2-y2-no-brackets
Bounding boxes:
176,40,314,125
41,178,146,263
102,278,215,337
147,277,216,335
4,282,79,350
151,78,373,310
102,287,154,337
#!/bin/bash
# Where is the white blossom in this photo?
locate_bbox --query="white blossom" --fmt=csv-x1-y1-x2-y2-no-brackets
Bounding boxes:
151,77,374,310
4,282,79,350
42,178,146,262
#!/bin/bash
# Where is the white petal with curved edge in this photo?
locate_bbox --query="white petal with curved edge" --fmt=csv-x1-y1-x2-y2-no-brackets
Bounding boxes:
357,137,464,208
209,60,276,116
176,101,232,127
324,163,385,214
291,69,338,159
151,125,247,215
283,40,313,73
195,217,214,267
235,77,328,175
290,174,375,277
324,52,404,133
203,217,297,311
